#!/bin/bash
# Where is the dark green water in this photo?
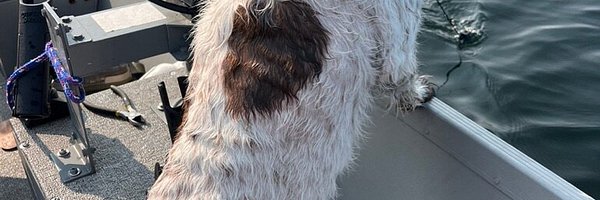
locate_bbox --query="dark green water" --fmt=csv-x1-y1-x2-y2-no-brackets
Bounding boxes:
419,0,600,197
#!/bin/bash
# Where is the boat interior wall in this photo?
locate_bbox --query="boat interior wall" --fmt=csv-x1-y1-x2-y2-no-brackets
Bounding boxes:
338,98,593,200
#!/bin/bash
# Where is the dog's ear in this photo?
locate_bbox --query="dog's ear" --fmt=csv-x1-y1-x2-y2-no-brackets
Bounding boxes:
223,1,328,120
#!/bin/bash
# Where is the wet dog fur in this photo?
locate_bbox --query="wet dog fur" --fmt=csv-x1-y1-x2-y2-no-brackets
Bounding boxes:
149,0,433,199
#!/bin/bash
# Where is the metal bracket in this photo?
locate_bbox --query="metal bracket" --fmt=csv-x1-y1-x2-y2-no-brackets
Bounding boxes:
41,3,95,183
39,1,193,78
155,76,188,143
36,0,192,183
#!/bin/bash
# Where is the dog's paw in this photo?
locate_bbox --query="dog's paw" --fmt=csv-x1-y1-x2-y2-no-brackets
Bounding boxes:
414,75,436,104
395,75,436,112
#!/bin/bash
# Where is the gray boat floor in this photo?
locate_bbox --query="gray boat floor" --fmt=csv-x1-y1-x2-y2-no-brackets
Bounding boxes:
0,146,31,200
0,54,179,200
0,73,33,200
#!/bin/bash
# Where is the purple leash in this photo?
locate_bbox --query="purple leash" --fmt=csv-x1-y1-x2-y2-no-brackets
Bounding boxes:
5,42,86,111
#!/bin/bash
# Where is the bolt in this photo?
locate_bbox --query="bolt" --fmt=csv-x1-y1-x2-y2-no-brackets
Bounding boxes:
157,103,164,111
63,25,71,32
19,142,30,149
68,167,81,177
58,149,70,157
61,17,71,23
493,177,501,185
73,34,84,41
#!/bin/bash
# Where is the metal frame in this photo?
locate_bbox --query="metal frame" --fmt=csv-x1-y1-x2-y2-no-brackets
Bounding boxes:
19,141,47,200
41,2,95,183
43,1,193,77
32,1,192,183
419,98,593,199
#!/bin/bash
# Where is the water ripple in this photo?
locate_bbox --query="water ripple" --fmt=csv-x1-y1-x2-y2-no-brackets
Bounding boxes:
419,0,600,197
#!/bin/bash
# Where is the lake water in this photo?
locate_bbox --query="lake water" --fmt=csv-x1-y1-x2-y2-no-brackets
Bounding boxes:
419,0,600,197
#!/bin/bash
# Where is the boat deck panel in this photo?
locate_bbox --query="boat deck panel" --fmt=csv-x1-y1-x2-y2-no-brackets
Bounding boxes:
338,106,511,200
11,71,184,199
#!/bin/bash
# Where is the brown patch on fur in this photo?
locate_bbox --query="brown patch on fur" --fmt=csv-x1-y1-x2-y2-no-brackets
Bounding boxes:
223,0,329,120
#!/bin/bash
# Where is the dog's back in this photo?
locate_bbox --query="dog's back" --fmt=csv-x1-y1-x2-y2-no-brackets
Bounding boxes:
149,0,425,199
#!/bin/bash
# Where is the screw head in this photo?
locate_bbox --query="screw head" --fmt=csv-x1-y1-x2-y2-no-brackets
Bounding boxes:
493,177,501,185
73,34,84,41
58,149,70,157
68,167,81,177
19,142,30,149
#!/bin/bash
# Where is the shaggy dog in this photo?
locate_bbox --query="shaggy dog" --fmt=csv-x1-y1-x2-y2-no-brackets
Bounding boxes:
149,0,433,199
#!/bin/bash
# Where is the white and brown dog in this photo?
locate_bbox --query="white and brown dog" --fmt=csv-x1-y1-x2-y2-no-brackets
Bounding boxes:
149,0,433,199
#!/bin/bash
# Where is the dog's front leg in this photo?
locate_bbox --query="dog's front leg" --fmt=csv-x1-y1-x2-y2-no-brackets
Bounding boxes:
373,0,434,111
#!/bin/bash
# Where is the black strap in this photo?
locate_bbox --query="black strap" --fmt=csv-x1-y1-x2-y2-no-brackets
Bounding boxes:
148,0,198,15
